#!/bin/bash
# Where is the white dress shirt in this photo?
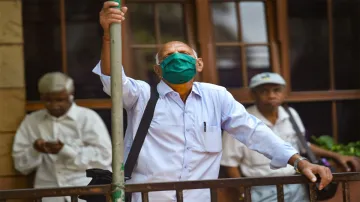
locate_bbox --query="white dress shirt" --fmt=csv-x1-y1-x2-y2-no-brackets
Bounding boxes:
12,103,112,202
221,105,305,177
93,63,298,202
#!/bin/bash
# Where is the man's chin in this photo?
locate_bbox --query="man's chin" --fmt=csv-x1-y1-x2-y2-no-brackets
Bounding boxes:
264,103,281,109
48,111,65,118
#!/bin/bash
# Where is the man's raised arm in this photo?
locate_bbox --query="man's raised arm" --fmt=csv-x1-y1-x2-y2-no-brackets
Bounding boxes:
93,2,150,110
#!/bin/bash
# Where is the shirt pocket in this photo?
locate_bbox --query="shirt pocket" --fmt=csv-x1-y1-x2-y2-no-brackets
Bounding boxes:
200,125,222,153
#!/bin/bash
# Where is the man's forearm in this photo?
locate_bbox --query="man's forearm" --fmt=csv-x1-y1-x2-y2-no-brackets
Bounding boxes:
100,31,111,76
288,153,302,166
224,166,242,178
310,143,340,159
288,153,314,173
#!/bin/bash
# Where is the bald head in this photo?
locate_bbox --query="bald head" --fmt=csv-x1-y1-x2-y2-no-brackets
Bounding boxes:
155,41,198,65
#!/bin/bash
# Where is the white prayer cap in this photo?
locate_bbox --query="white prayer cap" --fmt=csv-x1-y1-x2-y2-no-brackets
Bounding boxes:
38,72,74,94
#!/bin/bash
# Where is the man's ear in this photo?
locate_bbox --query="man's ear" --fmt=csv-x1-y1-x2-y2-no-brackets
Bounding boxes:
196,58,204,73
153,65,162,79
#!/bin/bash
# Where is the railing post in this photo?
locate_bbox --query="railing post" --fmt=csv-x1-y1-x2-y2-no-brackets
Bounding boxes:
308,183,317,202
71,196,78,202
106,193,112,202
342,182,350,202
244,186,252,202
210,188,218,202
141,192,149,202
276,184,284,202
176,190,184,202
110,0,125,202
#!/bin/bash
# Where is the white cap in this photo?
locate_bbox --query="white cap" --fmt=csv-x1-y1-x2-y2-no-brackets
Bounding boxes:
38,72,74,94
249,72,286,89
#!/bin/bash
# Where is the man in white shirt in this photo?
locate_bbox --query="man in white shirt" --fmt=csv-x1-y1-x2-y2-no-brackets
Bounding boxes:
221,72,360,202
12,72,112,202
94,2,333,202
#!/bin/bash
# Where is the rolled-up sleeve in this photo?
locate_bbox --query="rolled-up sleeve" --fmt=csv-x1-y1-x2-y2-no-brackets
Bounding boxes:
92,61,150,110
220,90,298,169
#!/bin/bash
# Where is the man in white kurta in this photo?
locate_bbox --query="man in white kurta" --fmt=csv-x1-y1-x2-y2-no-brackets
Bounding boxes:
12,72,112,202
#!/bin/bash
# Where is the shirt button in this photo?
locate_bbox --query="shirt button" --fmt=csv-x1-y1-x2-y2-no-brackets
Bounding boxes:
186,128,190,132
186,147,191,150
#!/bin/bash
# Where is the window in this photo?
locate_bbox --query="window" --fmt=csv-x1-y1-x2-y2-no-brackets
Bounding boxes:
336,100,360,143
23,0,197,116
287,0,360,143
127,2,192,85
211,1,274,88
23,0,62,101
65,0,107,99
290,102,333,142
333,0,360,90
288,0,330,91
23,0,106,100
288,0,360,91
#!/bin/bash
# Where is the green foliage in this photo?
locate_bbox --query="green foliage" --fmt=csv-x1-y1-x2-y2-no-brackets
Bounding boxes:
312,135,360,157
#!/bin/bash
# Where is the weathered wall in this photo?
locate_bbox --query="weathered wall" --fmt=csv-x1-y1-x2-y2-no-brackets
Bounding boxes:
0,0,31,198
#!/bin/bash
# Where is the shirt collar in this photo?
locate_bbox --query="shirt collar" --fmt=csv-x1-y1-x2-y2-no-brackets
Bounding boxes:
278,106,290,121
44,103,78,121
156,80,202,98
66,103,78,120
253,105,289,126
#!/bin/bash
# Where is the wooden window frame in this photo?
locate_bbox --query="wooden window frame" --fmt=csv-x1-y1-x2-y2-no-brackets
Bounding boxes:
25,0,360,143
125,0,196,80
209,0,276,88
276,0,360,142
26,0,196,110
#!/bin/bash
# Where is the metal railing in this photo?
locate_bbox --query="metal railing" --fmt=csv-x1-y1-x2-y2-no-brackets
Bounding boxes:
1,173,359,202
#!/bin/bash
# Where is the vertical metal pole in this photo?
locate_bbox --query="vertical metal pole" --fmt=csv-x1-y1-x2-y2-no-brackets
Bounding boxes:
110,0,124,202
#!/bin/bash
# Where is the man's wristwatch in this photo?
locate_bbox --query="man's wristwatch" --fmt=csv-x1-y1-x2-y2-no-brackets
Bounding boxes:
294,157,309,173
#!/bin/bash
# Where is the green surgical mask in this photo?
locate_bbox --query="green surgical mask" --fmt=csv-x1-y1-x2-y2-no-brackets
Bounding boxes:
160,52,197,84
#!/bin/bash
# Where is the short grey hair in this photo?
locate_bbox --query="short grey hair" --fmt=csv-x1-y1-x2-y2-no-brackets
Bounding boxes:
38,72,74,94
155,49,198,65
